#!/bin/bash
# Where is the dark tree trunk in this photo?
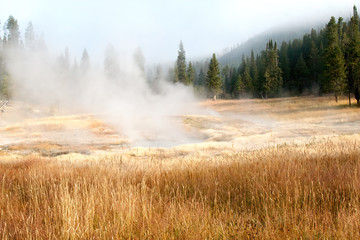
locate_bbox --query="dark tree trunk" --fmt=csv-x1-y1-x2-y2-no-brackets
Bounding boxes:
349,93,352,106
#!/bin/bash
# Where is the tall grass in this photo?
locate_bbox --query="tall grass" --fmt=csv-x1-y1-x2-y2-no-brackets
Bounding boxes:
1,139,360,239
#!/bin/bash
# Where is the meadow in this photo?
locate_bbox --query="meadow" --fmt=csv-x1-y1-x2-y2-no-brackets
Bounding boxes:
0,96,359,239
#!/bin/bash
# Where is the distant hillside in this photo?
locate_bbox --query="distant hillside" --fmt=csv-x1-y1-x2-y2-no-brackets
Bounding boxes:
219,23,326,67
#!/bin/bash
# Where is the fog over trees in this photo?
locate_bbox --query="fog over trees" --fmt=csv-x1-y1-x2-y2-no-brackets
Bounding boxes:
1,6,360,105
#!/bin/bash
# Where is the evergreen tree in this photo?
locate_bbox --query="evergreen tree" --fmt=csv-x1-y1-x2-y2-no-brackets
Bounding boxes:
238,55,246,75
0,74,12,100
309,40,320,88
301,34,312,64
58,47,70,73
173,64,179,83
264,40,282,98
288,39,303,88
166,67,177,83
324,16,347,102
233,75,244,98
310,28,317,42
176,41,187,84
5,16,20,48
25,22,35,51
206,53,222,100
239,57,253,94
186,61,195,86
337,17,346,52
221,65,230,96
243,65,253,95
256,52,267,98
197,68,206,86
318,42,327,92
80,48,90,74
345,6,360,105
250,50,258,91
294,53,310,92
279,42,290,90
230,66,239,96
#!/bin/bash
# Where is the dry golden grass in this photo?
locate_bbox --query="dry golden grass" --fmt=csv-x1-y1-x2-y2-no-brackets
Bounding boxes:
1,138,360,239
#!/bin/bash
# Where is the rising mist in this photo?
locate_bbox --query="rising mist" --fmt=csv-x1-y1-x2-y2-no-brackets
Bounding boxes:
4,45,203,147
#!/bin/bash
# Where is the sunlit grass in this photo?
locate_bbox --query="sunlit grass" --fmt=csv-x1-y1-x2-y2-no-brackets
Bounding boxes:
1,138,360,239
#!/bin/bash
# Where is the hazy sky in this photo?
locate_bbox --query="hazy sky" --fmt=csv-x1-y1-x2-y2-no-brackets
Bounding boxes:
0,0,357,64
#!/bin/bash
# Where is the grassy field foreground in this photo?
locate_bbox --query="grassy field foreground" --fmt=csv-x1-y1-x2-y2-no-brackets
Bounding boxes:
1,136,360,239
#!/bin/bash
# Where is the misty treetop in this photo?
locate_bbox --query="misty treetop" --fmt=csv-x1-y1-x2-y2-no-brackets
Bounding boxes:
171,41,195,86
4,16,21,47
176,41,187,84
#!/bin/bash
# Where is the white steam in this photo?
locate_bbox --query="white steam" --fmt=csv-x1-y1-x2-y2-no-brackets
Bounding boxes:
5,46,202,147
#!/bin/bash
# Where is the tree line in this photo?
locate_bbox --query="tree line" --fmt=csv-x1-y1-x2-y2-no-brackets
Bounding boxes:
2,6,360,105
171,6,360,105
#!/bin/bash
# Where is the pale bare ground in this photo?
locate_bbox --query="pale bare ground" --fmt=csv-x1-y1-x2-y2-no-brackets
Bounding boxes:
197,96,360,148
0,96,359,163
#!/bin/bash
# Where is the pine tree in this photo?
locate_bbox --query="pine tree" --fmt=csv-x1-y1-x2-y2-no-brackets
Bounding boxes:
166,67,177,83
317,41,326,92
264,40,282,98
206,53,222,100
233,75,244,98
230,66,239,96
294,53,310,92
288,39,302,90
25,22,35,51
173,64,179,83
5,16,20,48
80,48,90,74
240,58,253,94
256,52,266,98
176,41,187,84
345,6,360,105
309,40,320,88
197,68,205,86
324,16,347,102
58,47,70,73
250,50,258,91
337,17,346,52
301,34,312,64
186,61,195,86
279,42,290,90
0,73,12,100
243,66,253,94
221,65,230,95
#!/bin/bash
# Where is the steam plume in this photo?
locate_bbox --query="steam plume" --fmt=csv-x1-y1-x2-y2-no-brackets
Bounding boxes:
5,45,201,147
